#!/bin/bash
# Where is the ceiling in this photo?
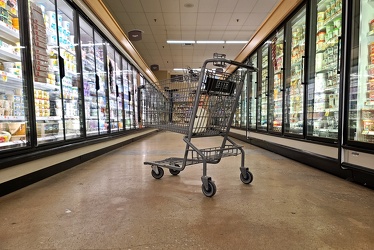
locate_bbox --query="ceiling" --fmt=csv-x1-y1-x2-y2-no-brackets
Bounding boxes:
101,0,280,74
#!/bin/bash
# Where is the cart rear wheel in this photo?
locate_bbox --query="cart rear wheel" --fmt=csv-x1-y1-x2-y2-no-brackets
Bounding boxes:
169,169,180,175
201,180,216,197
151,167,164,179
240,170,253,184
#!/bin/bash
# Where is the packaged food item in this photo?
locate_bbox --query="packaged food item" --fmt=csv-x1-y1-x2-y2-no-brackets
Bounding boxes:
370,19,374,32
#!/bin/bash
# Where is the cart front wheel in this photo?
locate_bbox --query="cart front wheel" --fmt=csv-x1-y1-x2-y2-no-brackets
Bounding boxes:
151,167,164,179
169,168,180,175
201,180,216,197
240,170,253,184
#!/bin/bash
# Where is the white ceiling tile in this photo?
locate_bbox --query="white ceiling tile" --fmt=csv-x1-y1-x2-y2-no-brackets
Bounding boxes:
222,31,239,40
212,13,232,26
163,13,181,26
120,0,143,12
244,13,268,26
197,0,219,12
234,0,258,12
216,0,238,13
181,13,197,26
197,13,215,26
128,12,149,25
228,13,249,26
140,0,162,12
160,0,180,12
146,13,165,25
252,0,278,13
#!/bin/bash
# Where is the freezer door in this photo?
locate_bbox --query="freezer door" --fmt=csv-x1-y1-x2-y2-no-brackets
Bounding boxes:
122,58,131,130
80,17,98,136
284,6,306,136
307,0,343,141
30,0,66,144
0,0,30,151
257,44,269,131
268,30,284,134
346,0,374,146
56,0,84,140
248,54,258,130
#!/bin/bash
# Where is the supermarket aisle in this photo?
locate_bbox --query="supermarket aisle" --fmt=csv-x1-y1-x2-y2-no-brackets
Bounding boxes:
0,131,373,249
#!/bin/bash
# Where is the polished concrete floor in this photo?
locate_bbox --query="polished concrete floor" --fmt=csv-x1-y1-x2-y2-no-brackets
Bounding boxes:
0,131,373,249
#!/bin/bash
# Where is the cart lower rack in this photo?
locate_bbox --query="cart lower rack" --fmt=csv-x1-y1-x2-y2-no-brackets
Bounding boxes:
143,55,258,197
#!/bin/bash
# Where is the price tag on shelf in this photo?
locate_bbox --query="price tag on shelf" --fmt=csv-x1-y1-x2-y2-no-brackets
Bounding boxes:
1,71,7,82
325,110,330,116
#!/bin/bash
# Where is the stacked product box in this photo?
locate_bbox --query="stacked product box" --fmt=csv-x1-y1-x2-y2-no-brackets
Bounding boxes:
30,2,49,84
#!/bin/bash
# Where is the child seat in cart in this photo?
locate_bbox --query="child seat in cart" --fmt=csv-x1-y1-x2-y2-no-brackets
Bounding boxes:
143,54,258,197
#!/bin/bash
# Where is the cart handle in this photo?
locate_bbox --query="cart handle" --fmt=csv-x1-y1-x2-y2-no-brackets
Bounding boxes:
202,58,258,72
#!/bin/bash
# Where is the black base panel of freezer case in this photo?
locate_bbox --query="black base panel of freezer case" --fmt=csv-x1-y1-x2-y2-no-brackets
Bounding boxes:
0,130,158,197
341,163,374,189
229,131,352,180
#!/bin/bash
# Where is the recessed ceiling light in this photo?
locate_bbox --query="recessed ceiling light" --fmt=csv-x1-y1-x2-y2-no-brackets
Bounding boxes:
184,3,194,8
196,41,225,44
225,41,248,44
167,40,195,44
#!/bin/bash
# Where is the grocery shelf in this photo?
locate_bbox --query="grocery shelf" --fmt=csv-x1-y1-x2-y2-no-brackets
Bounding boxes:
0,23,20,44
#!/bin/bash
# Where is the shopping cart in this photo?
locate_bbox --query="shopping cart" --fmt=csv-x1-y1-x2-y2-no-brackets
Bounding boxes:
143,55,258,197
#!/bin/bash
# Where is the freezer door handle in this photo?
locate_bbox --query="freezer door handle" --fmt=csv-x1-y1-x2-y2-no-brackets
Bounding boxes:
337,36,342,74
301,55,305,85
59,56,65,79
95,74,100,90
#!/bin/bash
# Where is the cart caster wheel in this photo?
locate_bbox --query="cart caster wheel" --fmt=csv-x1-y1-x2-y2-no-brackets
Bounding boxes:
169,169,180,176
240,170,253,184
201,180,216,197
151,167,164,179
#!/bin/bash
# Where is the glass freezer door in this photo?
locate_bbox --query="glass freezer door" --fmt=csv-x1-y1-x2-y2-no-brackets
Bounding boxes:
347,0,374,144
248,53,258,130
30,0,65,144
258,43,269,131
307,0,343,140
106,45,119,133
80,17,97,136
56,0,83,140
0,0,29,151
122,58,131,130
285,6,306,136
269,29,284,133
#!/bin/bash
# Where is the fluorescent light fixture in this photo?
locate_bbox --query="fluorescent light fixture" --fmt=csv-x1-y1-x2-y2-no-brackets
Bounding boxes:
167,40,195,44
225,41,248,44
173,68,185,71
196,40,225,44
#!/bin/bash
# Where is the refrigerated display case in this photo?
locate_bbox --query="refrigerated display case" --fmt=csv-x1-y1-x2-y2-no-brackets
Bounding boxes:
81,17,109,136
106,45,120,132
131,65,138,129
122,58,131,130
269,29,284,133
248,53,258,130
240,72,247,129
284,6,306,136
0,0,29,150
30,0,84,144
56,0,83,140
307,0,343,140
116,54,124,132
258,43,269,131
347,0,374,144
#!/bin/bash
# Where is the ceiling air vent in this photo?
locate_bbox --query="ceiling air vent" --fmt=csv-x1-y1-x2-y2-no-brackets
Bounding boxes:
182,43,194,47
128,30,143,41
150,64,159,71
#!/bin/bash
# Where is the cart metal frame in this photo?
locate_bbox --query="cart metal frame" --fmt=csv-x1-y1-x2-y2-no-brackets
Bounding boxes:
143,56,258,197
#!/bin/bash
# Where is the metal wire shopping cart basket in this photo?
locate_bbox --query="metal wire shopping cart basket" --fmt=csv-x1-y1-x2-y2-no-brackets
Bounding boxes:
143,55,258,197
